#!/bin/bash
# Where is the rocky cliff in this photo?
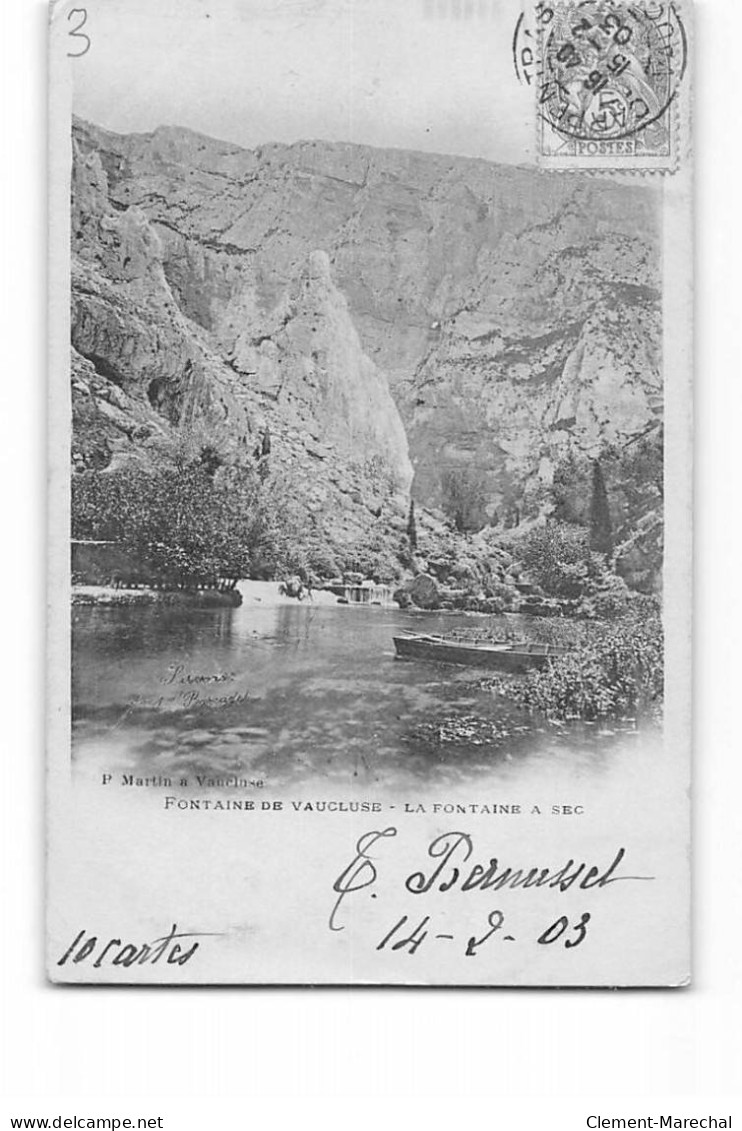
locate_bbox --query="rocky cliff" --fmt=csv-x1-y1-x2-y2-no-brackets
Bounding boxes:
70,117,661,554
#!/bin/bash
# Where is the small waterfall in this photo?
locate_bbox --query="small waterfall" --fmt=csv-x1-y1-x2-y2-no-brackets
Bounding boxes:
369,583,393,606
341,582,395,607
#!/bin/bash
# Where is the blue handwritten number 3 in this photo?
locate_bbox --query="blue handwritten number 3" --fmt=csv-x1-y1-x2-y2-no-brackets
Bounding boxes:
67,8,90,57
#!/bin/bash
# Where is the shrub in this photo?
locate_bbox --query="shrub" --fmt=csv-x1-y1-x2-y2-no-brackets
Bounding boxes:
505,520,634,616
338,531,404,583
507,522,600,598
577,571,631,619
493,611,663,721
481,578,519,610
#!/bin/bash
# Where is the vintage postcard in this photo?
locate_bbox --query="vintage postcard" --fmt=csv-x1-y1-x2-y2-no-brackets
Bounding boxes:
47,0,692,985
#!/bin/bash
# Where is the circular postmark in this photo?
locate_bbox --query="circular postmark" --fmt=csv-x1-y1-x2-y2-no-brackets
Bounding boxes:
513,1,687,147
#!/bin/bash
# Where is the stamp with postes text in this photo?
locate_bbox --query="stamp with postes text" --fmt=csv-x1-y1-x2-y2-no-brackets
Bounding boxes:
514,1,689,171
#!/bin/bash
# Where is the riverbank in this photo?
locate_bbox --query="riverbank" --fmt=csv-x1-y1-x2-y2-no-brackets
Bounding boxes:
71,586,243,608
71,580,364,609
238,580,342,607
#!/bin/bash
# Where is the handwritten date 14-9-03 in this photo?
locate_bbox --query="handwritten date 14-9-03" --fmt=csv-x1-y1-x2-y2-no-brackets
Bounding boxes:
376,908,592,957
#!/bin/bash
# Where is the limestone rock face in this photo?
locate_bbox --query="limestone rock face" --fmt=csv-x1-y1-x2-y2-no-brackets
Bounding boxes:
70,135,253,454
70,122,413,558
230,249,412,492
71,116,661,536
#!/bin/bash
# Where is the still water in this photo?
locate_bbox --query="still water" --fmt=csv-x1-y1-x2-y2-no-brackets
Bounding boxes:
72,591,657,793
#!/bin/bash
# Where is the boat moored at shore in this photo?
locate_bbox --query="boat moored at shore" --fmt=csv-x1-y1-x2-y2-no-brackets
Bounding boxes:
393,632,571,673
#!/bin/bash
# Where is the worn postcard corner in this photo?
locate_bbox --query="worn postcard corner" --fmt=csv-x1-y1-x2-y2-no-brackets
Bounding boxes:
47,0,692,987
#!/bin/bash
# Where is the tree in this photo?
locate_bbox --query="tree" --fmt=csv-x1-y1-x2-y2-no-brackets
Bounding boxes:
511,521,601,599
254,426,272,482
198,444,223,479
406,500,418,551
71,461,264,588
551,450,591,525
589,460,613,555
440,466,489,533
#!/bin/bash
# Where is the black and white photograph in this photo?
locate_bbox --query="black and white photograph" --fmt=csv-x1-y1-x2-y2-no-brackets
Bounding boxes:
7,0,742,1122
46,0,691,987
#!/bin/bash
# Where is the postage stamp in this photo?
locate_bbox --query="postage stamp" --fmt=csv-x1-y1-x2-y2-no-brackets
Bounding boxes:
513,1,689,171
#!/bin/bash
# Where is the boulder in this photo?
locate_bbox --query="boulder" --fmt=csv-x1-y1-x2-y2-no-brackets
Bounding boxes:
426,558,452,582
393,587,412,609
406,573,442,610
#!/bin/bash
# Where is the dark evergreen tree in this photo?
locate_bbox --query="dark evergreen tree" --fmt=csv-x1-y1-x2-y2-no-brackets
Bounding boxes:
198,444,222,479
257,426,272,482
253,425,271,465
589,459,613,555
406,500,418,551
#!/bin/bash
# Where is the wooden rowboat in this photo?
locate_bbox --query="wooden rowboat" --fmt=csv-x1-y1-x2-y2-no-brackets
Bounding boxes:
392,632,571,673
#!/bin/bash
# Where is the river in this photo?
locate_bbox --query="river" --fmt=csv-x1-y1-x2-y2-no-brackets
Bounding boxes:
71,584,660,795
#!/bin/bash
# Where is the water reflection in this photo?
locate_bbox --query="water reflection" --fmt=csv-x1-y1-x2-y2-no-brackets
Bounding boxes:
71,599,659,792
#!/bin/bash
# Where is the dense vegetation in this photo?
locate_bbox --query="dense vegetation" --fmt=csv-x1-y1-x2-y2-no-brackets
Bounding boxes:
487,605,663,722
438,429,663,595
71,435,407,588
71,416,663,652
505,520,633,618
